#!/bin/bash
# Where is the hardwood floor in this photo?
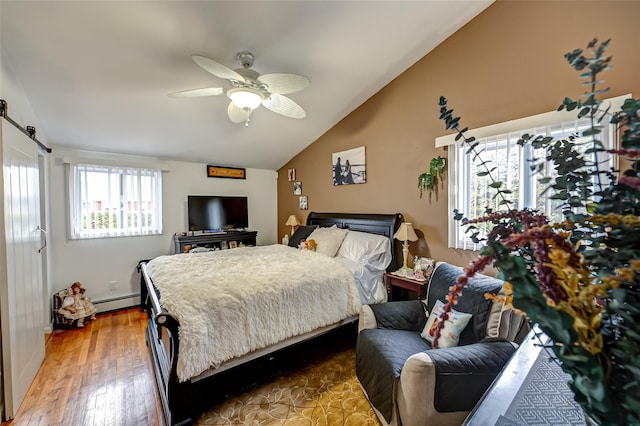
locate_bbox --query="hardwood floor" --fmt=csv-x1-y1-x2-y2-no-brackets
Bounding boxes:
3,309,162,426
3,308,377,426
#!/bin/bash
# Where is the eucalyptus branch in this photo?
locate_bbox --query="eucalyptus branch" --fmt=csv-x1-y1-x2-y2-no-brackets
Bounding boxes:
438,96,514,211
562,38,612,194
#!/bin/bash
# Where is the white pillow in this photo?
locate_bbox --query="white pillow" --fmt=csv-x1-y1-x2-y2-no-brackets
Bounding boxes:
337,230,391,271
307,226,349,257
421,300,473,348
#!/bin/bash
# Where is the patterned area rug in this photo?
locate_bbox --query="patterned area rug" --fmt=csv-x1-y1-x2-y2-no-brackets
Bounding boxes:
194,345,379,425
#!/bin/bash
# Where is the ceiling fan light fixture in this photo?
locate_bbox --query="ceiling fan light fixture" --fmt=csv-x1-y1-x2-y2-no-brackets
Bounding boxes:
174,52,309,122
227,87,264,110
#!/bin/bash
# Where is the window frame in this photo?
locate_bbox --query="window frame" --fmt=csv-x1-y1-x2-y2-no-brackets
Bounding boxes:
441,95,629,250
67,160,164,240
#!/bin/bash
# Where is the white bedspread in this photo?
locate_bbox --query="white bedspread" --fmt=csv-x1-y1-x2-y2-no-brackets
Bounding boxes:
146,244,361,382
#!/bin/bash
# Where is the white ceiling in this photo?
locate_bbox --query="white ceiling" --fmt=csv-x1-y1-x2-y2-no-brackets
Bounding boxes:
0,1,492,170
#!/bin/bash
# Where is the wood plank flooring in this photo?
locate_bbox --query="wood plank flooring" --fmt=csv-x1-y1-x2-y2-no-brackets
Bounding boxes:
2,308,377,426
2,309,162,426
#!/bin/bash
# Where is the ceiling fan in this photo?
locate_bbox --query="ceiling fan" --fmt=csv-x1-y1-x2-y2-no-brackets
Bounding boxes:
170,51,310,126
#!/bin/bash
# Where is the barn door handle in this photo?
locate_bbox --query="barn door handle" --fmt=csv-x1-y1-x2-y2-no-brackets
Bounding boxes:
37,226,47,253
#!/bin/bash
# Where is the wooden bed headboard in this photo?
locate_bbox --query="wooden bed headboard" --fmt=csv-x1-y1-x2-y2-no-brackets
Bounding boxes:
306,212,403,272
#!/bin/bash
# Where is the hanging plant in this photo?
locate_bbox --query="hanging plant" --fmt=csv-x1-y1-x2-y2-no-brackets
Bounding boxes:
418,156,446,200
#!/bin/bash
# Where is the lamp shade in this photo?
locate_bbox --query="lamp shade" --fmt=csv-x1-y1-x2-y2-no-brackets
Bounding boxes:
227,87,264,110
285,215,301,227
285,214,301,236
393,222,418,242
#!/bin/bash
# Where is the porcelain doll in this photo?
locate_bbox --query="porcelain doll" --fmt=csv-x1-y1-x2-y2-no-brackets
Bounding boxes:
58,281,97,327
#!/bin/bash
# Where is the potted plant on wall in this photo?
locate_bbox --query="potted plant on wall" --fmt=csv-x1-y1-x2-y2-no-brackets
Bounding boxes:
432,38,639,425
418,155,446,201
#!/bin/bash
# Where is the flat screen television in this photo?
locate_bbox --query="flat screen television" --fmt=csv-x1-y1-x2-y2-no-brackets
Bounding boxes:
187,195,249,232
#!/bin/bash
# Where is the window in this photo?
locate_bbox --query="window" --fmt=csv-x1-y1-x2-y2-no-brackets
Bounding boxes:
441,95,629,250
68,163,163,239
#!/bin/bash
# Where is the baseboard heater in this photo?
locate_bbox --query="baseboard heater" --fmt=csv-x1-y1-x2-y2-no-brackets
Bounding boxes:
94,293,140,313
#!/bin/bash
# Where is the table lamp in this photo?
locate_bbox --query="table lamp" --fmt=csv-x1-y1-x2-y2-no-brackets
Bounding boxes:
285,214,301,236
393,222,418,276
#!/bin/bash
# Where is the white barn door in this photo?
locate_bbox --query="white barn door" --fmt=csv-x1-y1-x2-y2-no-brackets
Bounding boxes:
0,118,46,419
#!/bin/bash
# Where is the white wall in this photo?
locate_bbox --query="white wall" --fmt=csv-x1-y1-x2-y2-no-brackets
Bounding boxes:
0,51,43,132
48,147,278,303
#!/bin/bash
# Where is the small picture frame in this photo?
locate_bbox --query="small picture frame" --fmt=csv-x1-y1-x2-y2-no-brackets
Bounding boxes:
299,195,308,210
220,241,228,250
293,181,302,195
413,257,435,281
229,241,237,249
288,168,296,182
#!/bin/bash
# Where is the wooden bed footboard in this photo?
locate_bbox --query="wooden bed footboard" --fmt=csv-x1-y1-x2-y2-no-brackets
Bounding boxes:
141,262,196,426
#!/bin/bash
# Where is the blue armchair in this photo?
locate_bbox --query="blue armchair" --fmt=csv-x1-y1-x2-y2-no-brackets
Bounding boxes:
356,262,529,426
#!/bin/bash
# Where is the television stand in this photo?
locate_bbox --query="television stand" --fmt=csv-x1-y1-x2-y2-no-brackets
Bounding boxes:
173,230,258,253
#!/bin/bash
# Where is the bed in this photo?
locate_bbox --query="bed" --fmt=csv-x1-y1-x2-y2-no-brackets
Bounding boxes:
139,212,402,425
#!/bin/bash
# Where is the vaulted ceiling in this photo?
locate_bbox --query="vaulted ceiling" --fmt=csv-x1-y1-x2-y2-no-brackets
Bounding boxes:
1,1,493,170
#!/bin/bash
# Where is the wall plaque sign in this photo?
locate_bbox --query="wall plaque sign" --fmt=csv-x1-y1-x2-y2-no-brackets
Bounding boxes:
207,165,246,179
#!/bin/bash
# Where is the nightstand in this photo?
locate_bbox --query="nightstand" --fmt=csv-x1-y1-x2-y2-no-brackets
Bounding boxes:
385,272,429,301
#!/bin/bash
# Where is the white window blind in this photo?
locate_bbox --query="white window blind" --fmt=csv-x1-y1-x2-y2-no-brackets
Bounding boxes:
69,163,163,239
448,117,617,250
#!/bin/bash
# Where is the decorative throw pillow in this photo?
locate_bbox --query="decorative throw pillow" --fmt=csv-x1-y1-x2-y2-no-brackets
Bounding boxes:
307,226,348,257
485,285,507,338
421,300,473,348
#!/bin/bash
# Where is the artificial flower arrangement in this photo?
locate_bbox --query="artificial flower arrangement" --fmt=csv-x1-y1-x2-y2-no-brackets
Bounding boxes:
432,38,639,425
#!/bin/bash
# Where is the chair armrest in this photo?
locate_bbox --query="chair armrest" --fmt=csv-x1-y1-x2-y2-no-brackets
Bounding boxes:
358,305,378,332
397,340,517,425
368,300,426,332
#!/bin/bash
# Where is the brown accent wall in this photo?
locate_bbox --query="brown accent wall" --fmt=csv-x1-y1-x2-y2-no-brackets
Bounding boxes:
277,1,640,268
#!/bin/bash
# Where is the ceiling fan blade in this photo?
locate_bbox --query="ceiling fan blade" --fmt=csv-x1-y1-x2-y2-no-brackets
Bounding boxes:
262,94,306,119
258,73,310,95
227,102,252,124
168,87,224,98
192,55,245,81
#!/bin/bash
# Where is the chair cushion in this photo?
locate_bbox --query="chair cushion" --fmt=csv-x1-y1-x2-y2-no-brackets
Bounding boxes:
426,263,504,346
370,300,426,331
356,329,430,423
427,340,517,412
